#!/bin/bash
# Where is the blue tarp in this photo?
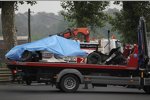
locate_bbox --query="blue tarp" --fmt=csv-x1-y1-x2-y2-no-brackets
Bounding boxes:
5,35,87,61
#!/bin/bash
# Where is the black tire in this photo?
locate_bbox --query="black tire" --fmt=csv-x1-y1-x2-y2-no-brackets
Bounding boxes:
87,51,101,64
21,51,32,61
25,80,32,85
21,51,41,62
60,74,79,93
143,86,150,94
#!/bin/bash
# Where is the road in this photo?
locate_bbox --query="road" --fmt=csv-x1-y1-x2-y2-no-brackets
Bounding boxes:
0,83,150,100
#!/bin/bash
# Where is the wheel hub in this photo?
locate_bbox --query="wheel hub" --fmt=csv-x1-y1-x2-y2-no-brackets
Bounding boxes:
64,77,76,89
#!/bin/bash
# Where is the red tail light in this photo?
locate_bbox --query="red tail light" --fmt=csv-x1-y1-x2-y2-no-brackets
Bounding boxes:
12,70,17,74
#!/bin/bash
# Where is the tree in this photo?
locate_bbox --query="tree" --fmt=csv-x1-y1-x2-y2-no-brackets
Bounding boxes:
0,1,36,62
110,1,150,43
1,1,16,52
0,1,36,52
61,1,109,28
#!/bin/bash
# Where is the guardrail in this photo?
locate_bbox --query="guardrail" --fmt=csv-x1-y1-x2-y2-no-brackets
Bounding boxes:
0,67,11,82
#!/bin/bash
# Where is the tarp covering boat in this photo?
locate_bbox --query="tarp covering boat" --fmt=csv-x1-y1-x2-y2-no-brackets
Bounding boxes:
5,35,87,61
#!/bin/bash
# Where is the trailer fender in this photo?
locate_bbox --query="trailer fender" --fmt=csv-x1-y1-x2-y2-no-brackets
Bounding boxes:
56,69,84,83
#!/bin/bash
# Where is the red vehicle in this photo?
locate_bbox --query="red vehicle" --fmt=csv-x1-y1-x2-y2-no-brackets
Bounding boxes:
55,28,90,42
7,17,150,93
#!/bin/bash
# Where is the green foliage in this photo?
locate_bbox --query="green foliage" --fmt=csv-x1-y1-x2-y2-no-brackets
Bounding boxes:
14,1,37,10
60,1,109,28
110,1,150,44
19,1,37,5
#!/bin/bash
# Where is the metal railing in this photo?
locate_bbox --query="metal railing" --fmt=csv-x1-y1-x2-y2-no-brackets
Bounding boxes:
0,67,11,82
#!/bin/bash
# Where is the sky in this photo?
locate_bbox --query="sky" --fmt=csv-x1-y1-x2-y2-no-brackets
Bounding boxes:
15,1,63,15
15,1,122,15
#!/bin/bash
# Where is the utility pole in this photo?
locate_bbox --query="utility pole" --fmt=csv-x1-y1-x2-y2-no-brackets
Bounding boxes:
28,8,31,42
108,30,111,52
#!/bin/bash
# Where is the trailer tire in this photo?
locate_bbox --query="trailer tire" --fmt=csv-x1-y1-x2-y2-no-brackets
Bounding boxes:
143,86,150,94
60,74,79,93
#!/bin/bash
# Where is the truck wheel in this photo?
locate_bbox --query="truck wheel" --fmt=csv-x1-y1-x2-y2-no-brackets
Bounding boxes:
25,80,32,85
87,51,101,64
60,74,79,93
143,86,150,94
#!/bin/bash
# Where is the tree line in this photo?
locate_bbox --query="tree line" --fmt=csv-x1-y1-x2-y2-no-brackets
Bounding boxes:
0,12,67,40
0,1,150,52
61,1,150,44
0,8,119,41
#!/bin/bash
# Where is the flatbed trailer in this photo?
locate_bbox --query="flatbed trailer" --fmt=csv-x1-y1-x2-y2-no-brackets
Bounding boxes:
7,61,150,93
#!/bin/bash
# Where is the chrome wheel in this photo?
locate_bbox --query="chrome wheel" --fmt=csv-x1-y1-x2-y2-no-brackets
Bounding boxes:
64,77,76,90
60,74,79,92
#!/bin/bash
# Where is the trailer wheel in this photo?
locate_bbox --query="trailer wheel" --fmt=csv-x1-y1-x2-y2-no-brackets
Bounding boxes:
60,74,79,93
143,86,150,94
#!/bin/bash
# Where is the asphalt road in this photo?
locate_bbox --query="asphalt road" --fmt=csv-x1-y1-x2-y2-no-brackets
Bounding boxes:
0,83,150,100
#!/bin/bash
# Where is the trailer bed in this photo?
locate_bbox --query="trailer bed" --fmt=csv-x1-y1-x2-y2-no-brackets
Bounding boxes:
7,61,137,71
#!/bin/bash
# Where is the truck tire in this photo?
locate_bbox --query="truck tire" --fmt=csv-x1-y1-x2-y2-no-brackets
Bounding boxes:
87,51,101,64
143,86,150,94
60,74,79,93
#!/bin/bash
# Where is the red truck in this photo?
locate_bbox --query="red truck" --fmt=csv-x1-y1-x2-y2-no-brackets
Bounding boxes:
7,17,150,93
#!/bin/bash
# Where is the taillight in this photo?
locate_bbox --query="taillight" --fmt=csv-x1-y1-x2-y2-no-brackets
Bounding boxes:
12,70,17,74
